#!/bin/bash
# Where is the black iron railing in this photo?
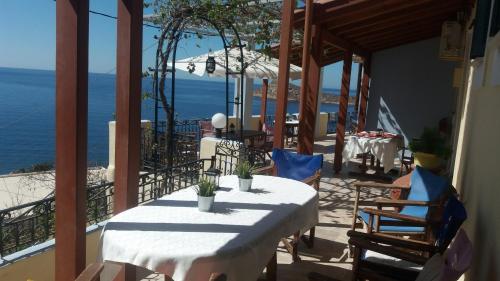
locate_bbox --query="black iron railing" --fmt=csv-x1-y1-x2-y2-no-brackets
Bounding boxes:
0,159,210,257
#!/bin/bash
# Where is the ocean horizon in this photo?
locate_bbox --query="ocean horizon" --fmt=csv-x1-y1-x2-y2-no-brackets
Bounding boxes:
0,67,354,174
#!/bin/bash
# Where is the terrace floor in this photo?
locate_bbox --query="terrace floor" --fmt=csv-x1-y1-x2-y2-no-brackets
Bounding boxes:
138,134,397,281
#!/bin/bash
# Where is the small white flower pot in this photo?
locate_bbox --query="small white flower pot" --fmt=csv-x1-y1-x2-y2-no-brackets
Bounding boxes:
198,195,215,212
238,177,253,192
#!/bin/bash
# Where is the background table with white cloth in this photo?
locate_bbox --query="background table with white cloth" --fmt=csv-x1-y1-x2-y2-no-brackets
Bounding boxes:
342,134,403,173
99,175,318,281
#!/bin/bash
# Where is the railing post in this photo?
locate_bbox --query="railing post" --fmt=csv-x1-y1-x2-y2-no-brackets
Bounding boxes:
0,213,4,257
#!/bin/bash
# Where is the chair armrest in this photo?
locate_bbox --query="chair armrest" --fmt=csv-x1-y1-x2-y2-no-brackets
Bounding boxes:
353,181,410,190
75,263,104,281
302,171,321,187
347,230,437,252
348,237,428,265
374,199,436,207
362,208,427,225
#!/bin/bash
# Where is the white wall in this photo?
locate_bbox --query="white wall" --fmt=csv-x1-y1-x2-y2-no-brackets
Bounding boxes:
366,37,458,144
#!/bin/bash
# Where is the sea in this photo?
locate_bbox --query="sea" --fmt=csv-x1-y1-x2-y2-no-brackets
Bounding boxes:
0,67,354,174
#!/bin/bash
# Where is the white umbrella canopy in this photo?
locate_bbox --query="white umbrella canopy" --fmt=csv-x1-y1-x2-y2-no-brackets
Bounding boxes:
172,48,302,80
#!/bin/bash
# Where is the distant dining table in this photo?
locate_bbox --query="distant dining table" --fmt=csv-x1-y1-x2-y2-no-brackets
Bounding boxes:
342,131,403,173
99,175,318,281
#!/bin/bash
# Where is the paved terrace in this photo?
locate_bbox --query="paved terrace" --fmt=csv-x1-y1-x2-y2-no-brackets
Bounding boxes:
137,134,396,281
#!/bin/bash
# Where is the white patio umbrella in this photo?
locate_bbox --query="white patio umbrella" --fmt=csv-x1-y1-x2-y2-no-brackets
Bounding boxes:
172,48,302,80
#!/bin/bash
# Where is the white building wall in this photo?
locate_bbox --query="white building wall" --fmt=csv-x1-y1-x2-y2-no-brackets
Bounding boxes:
366,37,459,144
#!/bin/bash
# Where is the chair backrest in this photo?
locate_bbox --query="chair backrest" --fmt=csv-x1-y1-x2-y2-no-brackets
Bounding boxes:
434,196,467,252
400,166,449,218
271,148,323,181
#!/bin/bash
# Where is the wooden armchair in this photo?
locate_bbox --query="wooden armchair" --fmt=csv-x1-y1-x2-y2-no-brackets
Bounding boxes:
351,166,451,240
254,148,323,262
309,197,469,281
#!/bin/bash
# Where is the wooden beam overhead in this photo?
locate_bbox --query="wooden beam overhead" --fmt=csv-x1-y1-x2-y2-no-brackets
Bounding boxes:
321,29,369,59
55,0,89,280
352,21,444,43
273,0,295,149
333,2,464,36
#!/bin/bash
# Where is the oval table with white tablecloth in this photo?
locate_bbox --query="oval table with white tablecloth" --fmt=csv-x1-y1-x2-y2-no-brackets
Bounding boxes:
99,175,318,281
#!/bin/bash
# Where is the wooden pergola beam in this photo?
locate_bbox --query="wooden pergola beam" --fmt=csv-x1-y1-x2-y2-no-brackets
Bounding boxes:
364,27,442,51
55,0,89,280
333,51,353,173
334,2,463,37
321,29,369,59
354,63,363,113
273,0,296,149
114,1,143,280
320,0,434,27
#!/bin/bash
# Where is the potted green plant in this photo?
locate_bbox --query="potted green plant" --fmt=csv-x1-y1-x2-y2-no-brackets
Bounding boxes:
194,178,216,212
409,127,452,170
234,161,254,191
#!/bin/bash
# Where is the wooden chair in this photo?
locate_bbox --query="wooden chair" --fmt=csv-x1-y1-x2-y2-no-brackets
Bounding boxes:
351,166,452,241
347,196,468,281
400,146,414,176
309,197,469,281
255,148,323,262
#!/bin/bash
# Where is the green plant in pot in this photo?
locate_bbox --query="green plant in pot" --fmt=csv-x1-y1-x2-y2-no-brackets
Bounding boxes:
234,161,254,191
194,178,216,212
409,127,452,170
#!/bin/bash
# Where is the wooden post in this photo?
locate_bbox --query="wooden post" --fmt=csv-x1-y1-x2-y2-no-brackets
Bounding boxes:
354,63,363,114
273,0,295,149
297,31,323,154
357,56,371,132
259,78,269,130
55,0,89,280
297,0,323,155
114,0,143,280
334,51,353,173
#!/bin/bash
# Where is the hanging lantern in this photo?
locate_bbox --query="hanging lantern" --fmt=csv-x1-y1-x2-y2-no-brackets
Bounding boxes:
204,156,221,188
206,56,216,74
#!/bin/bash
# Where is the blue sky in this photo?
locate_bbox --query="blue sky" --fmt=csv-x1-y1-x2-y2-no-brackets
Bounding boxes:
0,1,359,89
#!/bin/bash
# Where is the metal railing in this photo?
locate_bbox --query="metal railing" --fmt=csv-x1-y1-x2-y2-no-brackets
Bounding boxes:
0,159,210,257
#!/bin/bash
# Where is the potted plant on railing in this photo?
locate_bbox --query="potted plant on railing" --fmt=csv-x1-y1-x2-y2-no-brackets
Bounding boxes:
234,161,254,191
194,178,216,212
409,127,451,171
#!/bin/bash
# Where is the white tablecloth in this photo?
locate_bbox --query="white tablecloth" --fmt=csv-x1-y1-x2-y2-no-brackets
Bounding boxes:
342,136,402,173
99,175,318,281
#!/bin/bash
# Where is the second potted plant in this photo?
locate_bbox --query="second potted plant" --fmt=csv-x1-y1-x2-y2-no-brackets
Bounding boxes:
234,161,254,192
194,178,216,212
409,127,451,171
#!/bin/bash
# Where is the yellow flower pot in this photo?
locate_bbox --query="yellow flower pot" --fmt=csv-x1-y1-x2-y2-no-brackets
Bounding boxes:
413,152,442,170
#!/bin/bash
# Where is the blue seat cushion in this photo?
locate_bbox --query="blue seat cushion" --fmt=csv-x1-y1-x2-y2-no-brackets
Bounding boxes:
271,148,323,181
398,166,449,219
358,210,425,233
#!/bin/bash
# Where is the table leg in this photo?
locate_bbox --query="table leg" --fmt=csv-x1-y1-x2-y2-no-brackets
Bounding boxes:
266,252,277,281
